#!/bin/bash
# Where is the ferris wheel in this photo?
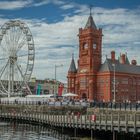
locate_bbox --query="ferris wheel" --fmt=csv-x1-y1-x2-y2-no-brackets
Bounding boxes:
0,20,35,97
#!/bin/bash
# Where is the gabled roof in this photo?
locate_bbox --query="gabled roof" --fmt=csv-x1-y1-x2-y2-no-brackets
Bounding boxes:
99,59,112,72
68,55,77,73
125,55,130,64
85,15,97,29
99,58,140,74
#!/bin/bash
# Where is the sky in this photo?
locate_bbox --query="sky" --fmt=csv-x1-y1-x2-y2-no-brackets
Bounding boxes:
0,0,140,83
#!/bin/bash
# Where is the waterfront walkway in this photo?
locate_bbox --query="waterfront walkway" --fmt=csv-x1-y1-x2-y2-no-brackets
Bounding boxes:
0,104,140,135
1,97,140,111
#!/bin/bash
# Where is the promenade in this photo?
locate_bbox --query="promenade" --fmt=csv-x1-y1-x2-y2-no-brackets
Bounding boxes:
0,104,140,135
1,97,140,111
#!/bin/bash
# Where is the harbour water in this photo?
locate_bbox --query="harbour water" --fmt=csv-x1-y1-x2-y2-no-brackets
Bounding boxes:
0,121,138,140
0,121,102,140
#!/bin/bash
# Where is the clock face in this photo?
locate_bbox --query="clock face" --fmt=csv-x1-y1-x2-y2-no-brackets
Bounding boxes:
84,43,88,49
80,68,87,73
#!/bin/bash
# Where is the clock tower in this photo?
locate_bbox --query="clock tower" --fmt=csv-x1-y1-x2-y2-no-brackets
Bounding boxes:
67,11,102,101
77,12,102,100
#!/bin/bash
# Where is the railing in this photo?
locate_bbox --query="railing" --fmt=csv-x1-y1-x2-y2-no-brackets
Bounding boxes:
0,111,140,134
1,100,140,111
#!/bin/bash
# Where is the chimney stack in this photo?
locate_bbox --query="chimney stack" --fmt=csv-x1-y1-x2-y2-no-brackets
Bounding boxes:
131,60,137,65
111,51,115,61
121,54,126,64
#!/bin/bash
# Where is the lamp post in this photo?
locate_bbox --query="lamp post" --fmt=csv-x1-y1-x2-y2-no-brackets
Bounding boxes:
54,64,63,95
112,63,116,103
55,64,63,80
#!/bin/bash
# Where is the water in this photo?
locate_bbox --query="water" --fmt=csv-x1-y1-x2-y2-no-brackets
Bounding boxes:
0,122,69,140
0,121,102,140
0,121,137,140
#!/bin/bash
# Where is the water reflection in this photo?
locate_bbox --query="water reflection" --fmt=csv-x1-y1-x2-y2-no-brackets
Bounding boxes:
0,121,138,140
0,121,73,140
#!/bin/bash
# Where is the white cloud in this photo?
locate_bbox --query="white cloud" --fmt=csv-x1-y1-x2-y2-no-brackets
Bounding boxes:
60,4,75,10
52,0,65,5
33,0,51,7
0,5,140,83
0,0,65,10
33,0,65,7
0,0,32,10
134,42,140,45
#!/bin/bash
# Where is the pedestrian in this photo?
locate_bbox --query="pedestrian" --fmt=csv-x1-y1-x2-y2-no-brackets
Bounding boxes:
77,112,80,119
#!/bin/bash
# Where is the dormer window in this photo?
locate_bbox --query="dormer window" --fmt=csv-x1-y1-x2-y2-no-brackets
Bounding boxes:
93,43,97,49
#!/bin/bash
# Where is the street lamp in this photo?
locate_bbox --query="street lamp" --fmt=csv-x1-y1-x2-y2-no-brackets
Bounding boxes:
55,64,63,80
112,63,116,103
54,64,63,95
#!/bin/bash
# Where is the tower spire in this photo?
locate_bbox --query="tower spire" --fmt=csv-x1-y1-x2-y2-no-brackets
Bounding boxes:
68,53,77,73
85,5,96,29
72,52,74,59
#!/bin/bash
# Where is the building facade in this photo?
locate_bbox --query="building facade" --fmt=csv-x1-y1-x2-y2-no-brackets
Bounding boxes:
67,13,140,103
0,78,67,97
29,78,67,96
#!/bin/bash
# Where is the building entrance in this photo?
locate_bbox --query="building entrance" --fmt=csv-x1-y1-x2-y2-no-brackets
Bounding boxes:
82,93,87,99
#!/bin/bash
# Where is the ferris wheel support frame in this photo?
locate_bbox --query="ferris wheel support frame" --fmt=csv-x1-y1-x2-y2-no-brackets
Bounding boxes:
0,20,35,97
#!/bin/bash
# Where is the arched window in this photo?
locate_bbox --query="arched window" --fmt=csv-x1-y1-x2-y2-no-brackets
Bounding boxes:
93,43,97,49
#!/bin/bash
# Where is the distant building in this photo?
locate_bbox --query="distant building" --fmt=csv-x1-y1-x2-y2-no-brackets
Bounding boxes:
0,78,67,97
67,13,140,103
29,78,67,95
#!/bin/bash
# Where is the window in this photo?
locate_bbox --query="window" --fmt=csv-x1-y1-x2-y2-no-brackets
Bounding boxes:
93,43,97,49
80,77,87,88
121,78,128,84
72,79,74,87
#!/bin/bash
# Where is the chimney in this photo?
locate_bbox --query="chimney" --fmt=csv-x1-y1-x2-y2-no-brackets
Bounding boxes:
111,51,115,61
131,60,137,65
121,54,126,64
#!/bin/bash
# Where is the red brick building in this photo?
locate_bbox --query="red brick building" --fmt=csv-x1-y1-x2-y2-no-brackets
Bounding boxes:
67,13,140,103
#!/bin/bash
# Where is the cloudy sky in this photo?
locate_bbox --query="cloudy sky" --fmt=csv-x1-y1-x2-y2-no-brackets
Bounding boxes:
0,0,140,83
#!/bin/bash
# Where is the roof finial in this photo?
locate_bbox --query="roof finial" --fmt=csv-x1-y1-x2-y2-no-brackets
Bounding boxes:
89,5,93,16
72,53,74,59
85,5,96,29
